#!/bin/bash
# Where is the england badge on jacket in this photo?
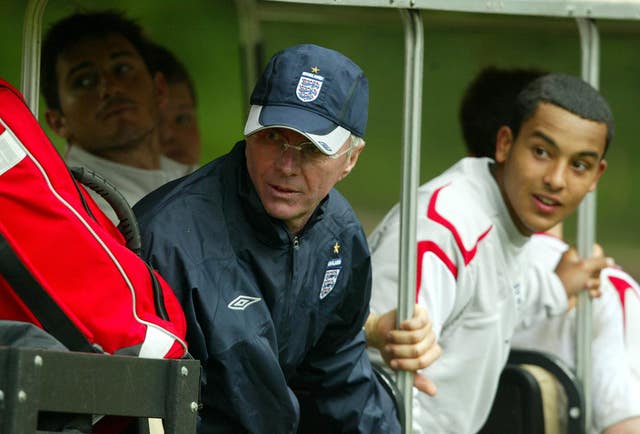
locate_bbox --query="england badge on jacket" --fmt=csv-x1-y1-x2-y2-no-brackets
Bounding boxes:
320,241,342,299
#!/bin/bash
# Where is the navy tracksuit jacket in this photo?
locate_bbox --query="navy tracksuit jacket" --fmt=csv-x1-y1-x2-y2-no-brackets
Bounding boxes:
134,142,400,434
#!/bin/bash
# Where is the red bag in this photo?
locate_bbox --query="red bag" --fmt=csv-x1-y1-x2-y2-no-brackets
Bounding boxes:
0,78,187,359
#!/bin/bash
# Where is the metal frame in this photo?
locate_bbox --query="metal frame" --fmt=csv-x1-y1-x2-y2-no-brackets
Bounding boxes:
20,1,636,432
575,17,600,433
395,9,423,431
20,0,47,116
266,0,640,20
0,346,200,433
235,0,265,102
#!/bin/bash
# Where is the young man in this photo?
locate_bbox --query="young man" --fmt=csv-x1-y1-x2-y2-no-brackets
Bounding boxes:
134,44,434,434
461,66,640,434
41,11,192,222
146,42,201,168
368,73,612,433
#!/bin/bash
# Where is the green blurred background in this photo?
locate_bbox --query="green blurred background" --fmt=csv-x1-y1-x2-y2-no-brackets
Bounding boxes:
2,1,640,277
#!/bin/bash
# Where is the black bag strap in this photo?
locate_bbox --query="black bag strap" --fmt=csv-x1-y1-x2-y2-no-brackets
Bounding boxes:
69,166,142,255
69,167,169,321
0,232,99,353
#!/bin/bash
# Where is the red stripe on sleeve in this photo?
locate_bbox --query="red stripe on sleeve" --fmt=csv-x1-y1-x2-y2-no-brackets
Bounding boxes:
416,240,458,302
427,185,492,265
608,275,633,323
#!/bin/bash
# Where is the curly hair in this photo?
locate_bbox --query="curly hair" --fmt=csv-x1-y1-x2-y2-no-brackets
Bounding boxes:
459,66,545,158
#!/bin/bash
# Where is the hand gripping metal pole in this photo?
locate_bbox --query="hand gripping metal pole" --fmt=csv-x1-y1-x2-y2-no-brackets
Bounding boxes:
21,0,48,116
575,17,600,434
397,8,424,433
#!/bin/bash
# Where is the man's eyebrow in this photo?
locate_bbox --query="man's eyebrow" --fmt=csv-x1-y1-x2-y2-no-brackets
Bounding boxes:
66,61,92,79
65,50,138,80
532,130,601,159
576,150,601,159
110,50,137,60
531,130,558,148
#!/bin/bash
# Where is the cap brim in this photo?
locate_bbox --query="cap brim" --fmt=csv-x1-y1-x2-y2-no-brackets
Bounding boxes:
244,105,350,155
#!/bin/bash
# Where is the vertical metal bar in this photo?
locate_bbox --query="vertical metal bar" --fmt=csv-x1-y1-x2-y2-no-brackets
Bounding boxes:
20,0,48,117
575,17,600,434
234,0,264,102
397,8,423,433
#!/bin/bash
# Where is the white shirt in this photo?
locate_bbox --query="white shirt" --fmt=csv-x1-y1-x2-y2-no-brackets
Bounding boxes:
64,145,193,223
614,269,640,392
512,233,640,432
368,158,567,433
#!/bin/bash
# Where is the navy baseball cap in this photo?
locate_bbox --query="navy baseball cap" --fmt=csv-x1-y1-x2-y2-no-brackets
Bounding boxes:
244,44,369,155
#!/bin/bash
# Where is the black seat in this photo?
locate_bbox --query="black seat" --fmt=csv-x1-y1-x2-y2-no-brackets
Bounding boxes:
478,349,584,434
477,364,545,434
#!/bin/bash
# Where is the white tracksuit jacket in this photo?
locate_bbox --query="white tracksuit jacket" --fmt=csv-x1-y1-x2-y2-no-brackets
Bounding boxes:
368,157,568,433
513,234,640,433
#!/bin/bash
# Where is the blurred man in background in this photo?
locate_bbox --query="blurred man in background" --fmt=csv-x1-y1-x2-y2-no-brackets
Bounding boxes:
147,41,201,168
41,11,192,222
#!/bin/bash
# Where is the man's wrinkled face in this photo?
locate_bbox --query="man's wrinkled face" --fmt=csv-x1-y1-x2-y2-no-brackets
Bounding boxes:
46,33,163,155
245,127,362,235
495,102,607,236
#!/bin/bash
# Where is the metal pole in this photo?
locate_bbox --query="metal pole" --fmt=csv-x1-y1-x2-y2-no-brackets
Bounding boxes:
397,8,423,433
233,0,264,103
20,0,48,116
575,17,600,434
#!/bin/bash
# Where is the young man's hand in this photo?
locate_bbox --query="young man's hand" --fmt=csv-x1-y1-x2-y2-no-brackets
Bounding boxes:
365,304,441,396
555,243,614,309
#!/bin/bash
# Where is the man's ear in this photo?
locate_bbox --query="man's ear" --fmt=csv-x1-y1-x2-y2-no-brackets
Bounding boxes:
153,71,168,109
588,159,607,192
45,108,71,140
494,126,514,163
338,141,365,181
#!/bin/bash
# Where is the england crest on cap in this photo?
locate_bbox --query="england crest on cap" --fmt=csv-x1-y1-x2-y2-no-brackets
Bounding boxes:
296,70,324,103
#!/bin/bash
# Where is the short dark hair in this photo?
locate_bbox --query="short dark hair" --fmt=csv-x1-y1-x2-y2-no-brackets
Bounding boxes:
511,73,614,156
459,66,545,158
41,10,150,110
145,42,197,105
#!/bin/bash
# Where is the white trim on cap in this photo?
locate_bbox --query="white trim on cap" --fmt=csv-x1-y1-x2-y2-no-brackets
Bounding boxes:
243,105,350,155
306,126,351,156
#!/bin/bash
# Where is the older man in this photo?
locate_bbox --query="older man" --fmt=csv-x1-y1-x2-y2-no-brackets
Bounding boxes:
135,44,428,434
